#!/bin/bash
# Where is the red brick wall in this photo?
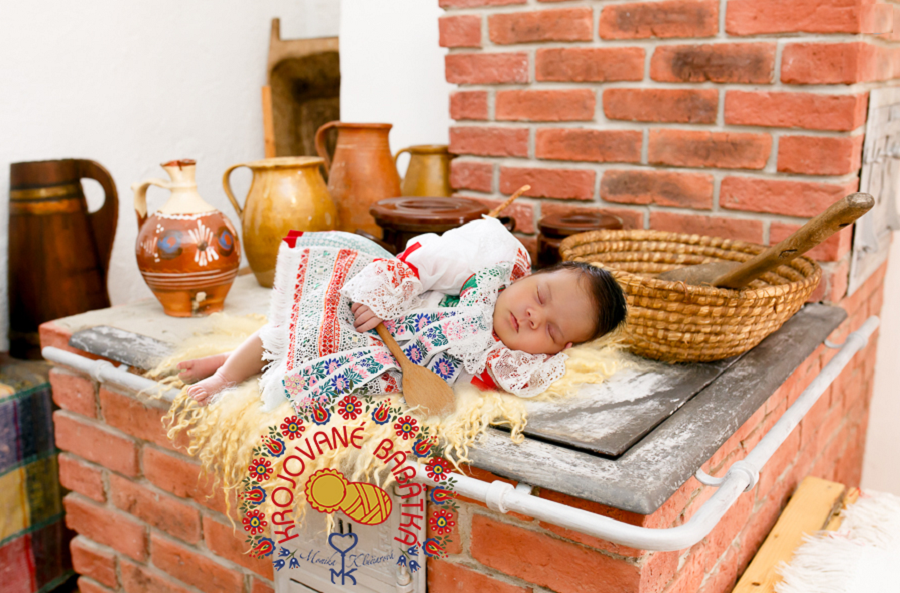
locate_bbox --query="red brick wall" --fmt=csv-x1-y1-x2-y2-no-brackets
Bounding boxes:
48,354,273,593
435,0,894,591
441,0,895,302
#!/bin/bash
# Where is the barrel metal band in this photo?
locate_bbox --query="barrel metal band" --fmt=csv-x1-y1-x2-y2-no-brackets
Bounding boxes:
10,183,81,200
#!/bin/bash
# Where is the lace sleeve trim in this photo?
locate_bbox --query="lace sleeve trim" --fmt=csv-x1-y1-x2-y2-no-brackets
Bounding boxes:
339,258,424,320
486,346,568,398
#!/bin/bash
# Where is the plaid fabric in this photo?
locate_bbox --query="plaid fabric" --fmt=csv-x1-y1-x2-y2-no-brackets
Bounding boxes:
0,362,74,593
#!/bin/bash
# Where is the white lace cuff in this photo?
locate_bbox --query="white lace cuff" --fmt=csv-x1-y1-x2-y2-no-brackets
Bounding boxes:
340,259,424,320
487,347,568,398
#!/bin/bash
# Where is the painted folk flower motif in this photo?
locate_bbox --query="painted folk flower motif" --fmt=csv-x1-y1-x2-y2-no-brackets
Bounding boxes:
252,537,275,558
412,437,434,458
243,510,268,535
310,403,331,425
372,404,391,425
426,457,451,482
429,487,455,505
188,219,219,267
429,509,456,536
248,458,273,482
337,395,362,421
423,537,444,558
264,436,285,457
280,415,305,440
242,485,267,506
394,415,419,440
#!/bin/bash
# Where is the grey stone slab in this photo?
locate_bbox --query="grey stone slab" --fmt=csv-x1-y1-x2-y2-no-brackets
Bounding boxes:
469,304,847,514
521,355,739,456
51,274,270,370
69,326,174,370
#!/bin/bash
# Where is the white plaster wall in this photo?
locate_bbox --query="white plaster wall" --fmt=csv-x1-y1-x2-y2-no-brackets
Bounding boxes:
862,237,900,495
339,0,452,169
0,0,341,351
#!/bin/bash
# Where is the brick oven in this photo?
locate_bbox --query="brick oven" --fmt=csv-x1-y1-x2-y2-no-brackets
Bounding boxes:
434,0,893,591
41,1,895,593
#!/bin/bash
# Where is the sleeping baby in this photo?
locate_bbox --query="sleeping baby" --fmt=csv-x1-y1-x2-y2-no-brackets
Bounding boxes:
177,217,626,411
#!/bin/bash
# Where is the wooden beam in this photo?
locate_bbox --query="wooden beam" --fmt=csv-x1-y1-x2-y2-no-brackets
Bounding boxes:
734,476,847,593
262,85,275,159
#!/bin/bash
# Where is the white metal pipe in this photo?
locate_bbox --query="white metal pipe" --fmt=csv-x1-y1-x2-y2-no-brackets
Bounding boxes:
412,316,880,552
42,316,879,552
42,347,181,401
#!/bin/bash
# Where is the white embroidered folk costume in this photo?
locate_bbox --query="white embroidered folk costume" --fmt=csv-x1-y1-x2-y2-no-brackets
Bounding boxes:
258,217,568,412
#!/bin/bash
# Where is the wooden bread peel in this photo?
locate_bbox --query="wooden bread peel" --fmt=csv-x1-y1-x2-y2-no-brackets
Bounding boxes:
657,193,874,289
374,185,530,417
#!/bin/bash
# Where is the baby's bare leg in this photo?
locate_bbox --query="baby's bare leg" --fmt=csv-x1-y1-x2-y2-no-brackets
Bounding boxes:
186,331,266,405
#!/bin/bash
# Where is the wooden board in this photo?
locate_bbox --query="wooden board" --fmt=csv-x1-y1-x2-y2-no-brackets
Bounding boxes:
520,355,739,457
733,476,847,593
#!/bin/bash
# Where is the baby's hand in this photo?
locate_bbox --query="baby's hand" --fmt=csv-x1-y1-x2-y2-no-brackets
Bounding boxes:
351,303,383,332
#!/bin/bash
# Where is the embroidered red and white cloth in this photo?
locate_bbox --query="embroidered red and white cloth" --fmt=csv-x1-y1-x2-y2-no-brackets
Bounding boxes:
258,219,567,412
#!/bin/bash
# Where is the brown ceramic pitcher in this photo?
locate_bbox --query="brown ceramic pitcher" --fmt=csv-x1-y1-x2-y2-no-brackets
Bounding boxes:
8,159,118,358
223,156,337,287
133,160,241,317
394,144,454,197
314,121,401,237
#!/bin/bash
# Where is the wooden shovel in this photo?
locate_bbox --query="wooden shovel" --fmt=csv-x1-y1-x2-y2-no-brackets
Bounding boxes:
371,185,532,417
657,193,874,289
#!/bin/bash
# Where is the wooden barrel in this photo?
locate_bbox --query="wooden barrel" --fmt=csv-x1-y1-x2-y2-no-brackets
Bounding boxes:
8,159,118,358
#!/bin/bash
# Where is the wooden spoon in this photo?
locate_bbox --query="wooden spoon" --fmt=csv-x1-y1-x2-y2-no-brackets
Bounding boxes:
376,324,455,416
657,193,874,289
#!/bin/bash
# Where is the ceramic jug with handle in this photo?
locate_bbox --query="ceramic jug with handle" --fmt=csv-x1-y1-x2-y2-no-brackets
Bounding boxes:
315,121,401,237
132,159,241,317
222,156,337,288
394,144,454,197
8,158,118,358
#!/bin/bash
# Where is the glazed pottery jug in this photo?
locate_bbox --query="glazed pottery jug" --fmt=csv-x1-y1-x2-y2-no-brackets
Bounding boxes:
8,159,118,358
314,121,401,237
223,156,337,287
133,159,241,317
394,144,454,197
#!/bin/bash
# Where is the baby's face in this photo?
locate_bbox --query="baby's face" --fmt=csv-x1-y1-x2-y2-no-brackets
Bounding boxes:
492,269,596,355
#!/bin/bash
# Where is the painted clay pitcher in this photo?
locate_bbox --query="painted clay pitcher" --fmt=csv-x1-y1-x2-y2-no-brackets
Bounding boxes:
223,156,337,288
315,121,401,237
132,159,241,317
394,144,454,197
8,158,118,358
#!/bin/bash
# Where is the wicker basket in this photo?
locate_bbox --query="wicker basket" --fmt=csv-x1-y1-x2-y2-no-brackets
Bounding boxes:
560,230,822,363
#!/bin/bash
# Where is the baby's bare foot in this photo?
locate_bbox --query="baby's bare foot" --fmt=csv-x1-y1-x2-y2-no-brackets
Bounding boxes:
178,353,230,383
186,370,236,406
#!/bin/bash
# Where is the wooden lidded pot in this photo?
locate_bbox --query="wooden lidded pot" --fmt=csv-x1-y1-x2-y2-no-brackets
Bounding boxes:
394,144,454,197
369,197,515,254
223,156,336,288
133,159,241,317
537,211,623,268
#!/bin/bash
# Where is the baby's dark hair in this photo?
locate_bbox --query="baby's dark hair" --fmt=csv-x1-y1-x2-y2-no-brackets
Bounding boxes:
535,261,627,342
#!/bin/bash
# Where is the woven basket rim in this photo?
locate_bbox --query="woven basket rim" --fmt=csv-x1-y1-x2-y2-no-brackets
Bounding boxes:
559,229,821,300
